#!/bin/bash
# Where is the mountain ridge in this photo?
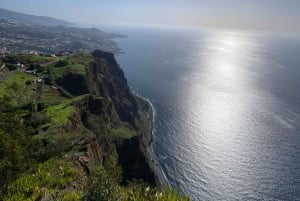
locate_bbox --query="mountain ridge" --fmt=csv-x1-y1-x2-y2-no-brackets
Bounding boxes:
0,7,72,26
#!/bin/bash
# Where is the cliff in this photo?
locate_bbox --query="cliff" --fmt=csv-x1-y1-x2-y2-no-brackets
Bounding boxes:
67,50,158,184
0,51,188,200
49,50,158,184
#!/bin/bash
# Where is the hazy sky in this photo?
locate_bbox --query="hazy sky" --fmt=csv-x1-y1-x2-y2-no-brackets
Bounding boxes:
1,0,300,32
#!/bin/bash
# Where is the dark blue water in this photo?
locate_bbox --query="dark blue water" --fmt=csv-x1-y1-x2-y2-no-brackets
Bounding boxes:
101,24,300,201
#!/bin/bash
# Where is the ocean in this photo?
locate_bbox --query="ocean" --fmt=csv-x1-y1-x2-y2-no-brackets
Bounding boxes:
100,24,300,201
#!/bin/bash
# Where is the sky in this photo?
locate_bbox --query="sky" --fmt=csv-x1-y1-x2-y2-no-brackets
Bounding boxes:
1,0,300,32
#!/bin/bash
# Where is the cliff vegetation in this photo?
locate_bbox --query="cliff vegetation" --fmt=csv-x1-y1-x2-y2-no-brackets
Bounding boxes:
0,51,189,200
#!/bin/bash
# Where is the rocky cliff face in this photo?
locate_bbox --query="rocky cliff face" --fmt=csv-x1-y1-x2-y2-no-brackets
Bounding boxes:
56,50,138,125
56,50,157,185
90,50,139,125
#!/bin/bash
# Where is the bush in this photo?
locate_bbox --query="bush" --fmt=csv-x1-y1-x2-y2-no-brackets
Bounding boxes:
29,112,50,128
55,60,69,67
0,113,35,191
82,166,122,201
122,181,190,201
82,165,189,201
3,159,77,201
37,133,73,162
25,80,31,85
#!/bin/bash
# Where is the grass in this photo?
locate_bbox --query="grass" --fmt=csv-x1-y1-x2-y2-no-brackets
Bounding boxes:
45,100,75,125
3,54,56,65
111,126,137,139
0,72,33,96
83,165,189,201
0,71,70,112
67,53,93,67
49,64,86,79
0,72,36,108
40,84,67,105
47,53,93,79
120,182,190,201
17,54,55,64
3,159,80,201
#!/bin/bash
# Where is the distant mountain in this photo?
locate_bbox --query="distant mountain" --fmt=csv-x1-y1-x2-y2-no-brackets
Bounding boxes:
0,8,72,26
0,8,125,55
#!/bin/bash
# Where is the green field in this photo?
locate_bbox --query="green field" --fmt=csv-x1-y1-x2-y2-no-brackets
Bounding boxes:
48,54,93,78
45,100,75,125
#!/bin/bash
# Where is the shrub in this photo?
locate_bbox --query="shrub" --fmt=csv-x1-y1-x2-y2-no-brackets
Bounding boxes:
122,181,190,201
29,112,50,128
0,113,35,191
55,60,69,67
3,159,77,200
25,80,31,85
37,133,73,161
82,166,122,201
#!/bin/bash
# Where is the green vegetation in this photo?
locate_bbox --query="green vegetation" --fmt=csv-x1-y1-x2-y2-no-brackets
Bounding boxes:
0,113,35,191
3,159,80,201
45,100,75,125
83,166,189,201
82,166,121,201
121,182,189,201
0,71,33,97
17,54,55,64
0,52,189,201
40,84,67,104
111,126,137,139
55,59,69,67
48,54,93,79
0,72,66,112
3,54,55,65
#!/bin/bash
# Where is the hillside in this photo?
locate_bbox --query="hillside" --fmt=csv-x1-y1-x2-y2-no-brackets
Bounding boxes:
0,51,188,201
0,8,71,26
0,8,124,55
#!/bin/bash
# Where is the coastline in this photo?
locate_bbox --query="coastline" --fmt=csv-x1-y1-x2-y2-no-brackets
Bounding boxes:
133,91,169,187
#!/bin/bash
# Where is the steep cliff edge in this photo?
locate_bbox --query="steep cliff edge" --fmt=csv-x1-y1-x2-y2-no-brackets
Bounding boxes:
0,51,188,200
55,50,158,184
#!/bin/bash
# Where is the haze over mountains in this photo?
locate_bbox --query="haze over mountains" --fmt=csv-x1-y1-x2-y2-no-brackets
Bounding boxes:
0,8,122,55
0,8,71,26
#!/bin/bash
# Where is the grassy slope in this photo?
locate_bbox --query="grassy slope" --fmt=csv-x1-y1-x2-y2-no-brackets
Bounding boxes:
47,54,93,78
45,100,75,125
4,159,81,201
0,71,33,96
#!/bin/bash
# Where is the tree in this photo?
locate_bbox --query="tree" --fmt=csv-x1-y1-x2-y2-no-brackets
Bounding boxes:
55,60,69,67
0,113,35,192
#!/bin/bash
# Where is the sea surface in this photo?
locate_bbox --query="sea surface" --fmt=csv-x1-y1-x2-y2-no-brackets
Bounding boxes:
100,24,300,201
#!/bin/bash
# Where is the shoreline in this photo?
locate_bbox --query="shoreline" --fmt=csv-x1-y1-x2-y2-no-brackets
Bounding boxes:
133,91,169,187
